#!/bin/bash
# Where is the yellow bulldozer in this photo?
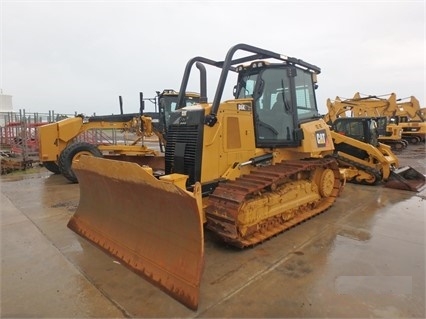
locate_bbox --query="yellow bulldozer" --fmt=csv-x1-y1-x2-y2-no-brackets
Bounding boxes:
68,44,344,309
38,89,199,182
66,44,425,310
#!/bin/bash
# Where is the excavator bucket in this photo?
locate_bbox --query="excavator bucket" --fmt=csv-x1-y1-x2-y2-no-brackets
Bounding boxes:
384,166,426,192
67,156,204,310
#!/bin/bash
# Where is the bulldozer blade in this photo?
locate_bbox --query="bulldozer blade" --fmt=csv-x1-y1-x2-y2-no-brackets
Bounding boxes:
384,166,426,192
67,156,204,310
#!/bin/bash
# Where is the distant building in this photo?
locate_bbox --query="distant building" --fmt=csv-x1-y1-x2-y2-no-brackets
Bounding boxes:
0,93,13,112
0,93,15,127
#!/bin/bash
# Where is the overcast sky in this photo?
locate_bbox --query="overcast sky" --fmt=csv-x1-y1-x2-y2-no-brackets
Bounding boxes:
1,0,425,116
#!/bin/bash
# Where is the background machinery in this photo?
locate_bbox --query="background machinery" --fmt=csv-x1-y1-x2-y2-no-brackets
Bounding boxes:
324,94,408,150
392,95,426,144
323,94,424,190
38,89,199,182
325,92,426,145
67,44,345,310
330,117,424,191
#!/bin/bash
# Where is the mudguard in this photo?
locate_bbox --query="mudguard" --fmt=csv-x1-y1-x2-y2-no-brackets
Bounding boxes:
67,156,204,310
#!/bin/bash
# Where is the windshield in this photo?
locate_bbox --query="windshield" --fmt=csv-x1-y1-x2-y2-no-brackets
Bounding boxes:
253,68,294,144
235,65,319,148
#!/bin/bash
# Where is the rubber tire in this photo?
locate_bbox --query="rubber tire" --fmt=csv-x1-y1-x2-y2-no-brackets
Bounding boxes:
43,161,61,174
58,142,103,183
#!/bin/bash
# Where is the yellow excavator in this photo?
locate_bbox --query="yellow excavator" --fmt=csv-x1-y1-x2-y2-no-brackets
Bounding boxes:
324,94,408,150
393,95,426,144
326,92,426,144
68,44,345,310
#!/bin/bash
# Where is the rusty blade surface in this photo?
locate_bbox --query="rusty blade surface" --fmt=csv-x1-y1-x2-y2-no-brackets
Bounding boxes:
67,156,204,310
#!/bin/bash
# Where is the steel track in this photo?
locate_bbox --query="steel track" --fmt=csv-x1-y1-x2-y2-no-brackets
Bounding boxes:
205,157,342,248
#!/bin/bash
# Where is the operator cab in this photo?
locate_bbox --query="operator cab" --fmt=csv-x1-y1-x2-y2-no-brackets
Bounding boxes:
158,90,200,132
234,61,320,148
332,117,380,147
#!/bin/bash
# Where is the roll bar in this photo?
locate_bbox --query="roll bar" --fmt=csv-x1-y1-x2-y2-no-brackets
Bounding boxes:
176,43,321,127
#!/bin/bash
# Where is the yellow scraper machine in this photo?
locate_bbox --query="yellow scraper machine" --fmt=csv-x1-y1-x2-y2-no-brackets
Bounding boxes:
38,89,200,183
67,43,422,310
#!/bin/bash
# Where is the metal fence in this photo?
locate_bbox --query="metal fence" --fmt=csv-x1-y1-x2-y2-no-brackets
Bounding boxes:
0,110,72,158
0,109,155,174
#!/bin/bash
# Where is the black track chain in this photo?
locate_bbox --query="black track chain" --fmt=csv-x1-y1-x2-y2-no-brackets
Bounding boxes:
333,154,382,185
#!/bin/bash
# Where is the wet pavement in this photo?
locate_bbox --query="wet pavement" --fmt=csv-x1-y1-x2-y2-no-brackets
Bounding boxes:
1,144,425,318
